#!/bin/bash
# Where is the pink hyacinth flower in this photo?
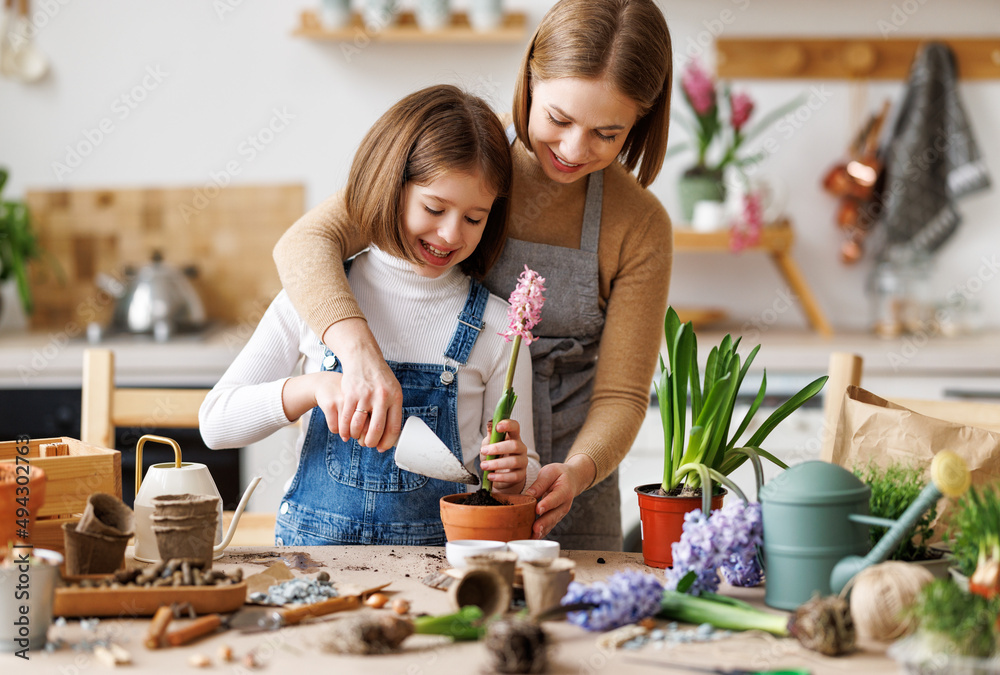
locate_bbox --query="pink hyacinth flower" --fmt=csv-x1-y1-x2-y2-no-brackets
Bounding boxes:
730,91,755,133
500,265,546,345
730,191,764,253
681,61,716,116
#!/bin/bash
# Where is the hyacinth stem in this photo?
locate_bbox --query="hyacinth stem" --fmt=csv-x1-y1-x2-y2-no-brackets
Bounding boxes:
483,336,522,493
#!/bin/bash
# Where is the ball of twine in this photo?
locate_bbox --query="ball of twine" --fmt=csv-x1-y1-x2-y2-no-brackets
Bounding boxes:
847,561,934,642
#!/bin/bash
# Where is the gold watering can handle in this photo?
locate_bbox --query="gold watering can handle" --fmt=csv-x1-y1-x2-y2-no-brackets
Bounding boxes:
135,434,183,494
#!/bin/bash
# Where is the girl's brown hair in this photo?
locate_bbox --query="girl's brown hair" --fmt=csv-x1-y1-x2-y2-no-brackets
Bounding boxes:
346,85,512,279
511,0,672,188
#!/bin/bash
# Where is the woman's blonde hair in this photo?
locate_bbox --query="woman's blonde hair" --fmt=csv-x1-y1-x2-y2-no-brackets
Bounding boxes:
346,85,512,279
512,0,672,188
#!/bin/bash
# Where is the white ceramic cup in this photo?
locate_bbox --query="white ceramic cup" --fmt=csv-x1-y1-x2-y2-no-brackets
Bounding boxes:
446,539,507,569
468,0,503,31
506,539,560,563
415,0,450,30
691,200,729,232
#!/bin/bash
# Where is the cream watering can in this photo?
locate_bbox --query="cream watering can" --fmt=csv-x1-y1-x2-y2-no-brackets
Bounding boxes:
759,450,970,610
132,434,262,563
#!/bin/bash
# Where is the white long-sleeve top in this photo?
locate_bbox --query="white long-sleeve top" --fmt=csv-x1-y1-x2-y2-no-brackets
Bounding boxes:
199,247,540,491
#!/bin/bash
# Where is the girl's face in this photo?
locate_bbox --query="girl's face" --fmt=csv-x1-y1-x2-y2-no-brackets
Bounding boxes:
527,76,640,184
402,170,496,279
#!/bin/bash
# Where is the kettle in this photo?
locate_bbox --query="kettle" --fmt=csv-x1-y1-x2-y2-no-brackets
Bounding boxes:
132,434,262,564
759,451,970,610
94,251,207,342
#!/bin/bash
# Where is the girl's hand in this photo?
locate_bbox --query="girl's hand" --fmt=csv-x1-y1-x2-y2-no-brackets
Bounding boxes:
323,318,404,451
480,419,528,494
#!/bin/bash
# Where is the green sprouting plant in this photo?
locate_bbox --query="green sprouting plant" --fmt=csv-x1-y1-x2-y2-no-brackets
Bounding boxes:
909,578,1000,659
945,484,1000,578
855,462,937,562
655,306,827,505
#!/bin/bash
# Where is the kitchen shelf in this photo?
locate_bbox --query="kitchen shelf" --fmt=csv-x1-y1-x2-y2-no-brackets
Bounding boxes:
717,36,1000,80
293,10,528,44
674,219,833,337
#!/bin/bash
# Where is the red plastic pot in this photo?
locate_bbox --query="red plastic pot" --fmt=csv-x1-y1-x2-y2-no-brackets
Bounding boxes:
440,493,537,542
635,483,725,568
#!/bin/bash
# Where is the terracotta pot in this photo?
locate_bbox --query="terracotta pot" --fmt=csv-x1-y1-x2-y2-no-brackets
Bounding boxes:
0,464,47,548
439,493,536,542
635,483,725,568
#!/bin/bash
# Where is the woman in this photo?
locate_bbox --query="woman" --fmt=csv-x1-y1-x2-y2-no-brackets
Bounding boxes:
273,0,673,550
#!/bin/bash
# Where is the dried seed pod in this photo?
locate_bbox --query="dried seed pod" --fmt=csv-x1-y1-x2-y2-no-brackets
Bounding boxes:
790,593,856,656
391,598,410,615
217,644,233,662
365,593,389,609
319,615,414,655
243,650,263,669
188,654,211,668
485,618,548,674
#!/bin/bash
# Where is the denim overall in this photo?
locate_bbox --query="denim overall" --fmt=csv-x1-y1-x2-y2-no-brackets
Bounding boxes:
275,268,491,546
482,125,620,551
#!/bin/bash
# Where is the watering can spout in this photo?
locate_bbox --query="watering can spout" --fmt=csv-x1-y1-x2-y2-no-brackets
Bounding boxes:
830,451,970,594
214,475,263,554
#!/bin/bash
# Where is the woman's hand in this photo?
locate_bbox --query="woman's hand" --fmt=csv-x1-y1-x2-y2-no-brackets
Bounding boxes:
322,317,404,451
524,455,597,539
480,419,529,495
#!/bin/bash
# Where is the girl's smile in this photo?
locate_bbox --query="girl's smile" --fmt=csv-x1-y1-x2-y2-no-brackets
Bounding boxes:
527,77,639,184
403,170,496,278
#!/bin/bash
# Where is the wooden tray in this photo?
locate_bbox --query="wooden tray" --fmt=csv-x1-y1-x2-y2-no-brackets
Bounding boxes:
54,580,247,618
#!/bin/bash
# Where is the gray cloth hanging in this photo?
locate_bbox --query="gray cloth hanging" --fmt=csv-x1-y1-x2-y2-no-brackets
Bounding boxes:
873,42,991,262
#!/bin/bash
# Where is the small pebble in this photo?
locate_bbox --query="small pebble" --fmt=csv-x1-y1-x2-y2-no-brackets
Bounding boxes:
696,623,714,637
316,571,330,582
249,592,269,603
188,654,212,668
650,629,665,641
596,557,606,564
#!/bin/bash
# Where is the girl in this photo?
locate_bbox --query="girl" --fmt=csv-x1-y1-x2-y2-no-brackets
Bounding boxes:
272,0,672,550
200,85,540,546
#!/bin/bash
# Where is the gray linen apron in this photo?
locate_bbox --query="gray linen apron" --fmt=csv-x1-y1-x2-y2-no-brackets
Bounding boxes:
482,165,623,552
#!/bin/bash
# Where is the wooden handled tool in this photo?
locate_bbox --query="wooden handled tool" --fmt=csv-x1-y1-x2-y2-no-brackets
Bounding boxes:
145,606,175,649
164,614,224,647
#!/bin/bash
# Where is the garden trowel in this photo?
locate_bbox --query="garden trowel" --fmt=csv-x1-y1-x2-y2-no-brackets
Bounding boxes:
394,416,480,485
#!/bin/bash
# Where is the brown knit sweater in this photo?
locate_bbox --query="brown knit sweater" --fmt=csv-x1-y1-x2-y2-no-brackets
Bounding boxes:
273,140,672,485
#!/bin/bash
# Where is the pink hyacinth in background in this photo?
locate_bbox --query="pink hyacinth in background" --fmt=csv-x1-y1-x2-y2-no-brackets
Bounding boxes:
681,61,716,116
729,91,755,133
500,265,546,345
730,191,764,253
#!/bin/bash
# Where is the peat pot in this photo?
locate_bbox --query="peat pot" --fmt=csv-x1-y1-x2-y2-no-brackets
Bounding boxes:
635,483,725,568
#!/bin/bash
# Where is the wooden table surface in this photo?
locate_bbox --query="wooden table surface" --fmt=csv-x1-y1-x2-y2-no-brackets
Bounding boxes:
17,546,903,673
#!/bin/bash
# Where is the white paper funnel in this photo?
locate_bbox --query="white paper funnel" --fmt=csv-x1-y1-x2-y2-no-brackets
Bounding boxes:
394,416,480,485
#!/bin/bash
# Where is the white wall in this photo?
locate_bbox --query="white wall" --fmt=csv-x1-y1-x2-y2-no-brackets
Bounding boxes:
3,0,998,332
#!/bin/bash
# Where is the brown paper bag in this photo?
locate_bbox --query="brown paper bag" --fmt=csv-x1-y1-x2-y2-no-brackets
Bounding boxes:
832,385,1000,538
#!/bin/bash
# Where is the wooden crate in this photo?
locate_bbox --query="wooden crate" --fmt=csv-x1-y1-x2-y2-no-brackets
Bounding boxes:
0,437,121,554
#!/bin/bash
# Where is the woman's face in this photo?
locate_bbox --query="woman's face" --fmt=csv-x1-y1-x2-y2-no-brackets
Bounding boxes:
402,170,496,279
527,76,640,184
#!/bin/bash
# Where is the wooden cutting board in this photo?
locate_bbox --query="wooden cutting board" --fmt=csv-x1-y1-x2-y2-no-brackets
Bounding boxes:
24,184,304,330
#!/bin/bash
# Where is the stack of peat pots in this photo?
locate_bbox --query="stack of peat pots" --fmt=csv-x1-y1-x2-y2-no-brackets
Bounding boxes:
151,494,220,569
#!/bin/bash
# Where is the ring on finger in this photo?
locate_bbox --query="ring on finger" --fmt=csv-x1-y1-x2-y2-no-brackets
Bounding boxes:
355,408,370,416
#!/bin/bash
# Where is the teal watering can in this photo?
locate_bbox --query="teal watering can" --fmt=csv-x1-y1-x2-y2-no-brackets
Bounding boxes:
759,451,970,610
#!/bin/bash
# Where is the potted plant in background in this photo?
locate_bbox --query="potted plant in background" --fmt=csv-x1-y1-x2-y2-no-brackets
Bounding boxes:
635,306,827,567
854,461,949,576
672,60,802,236
0,167,46,322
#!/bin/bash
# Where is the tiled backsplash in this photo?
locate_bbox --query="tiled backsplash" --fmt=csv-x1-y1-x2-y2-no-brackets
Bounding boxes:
25,184,304,331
